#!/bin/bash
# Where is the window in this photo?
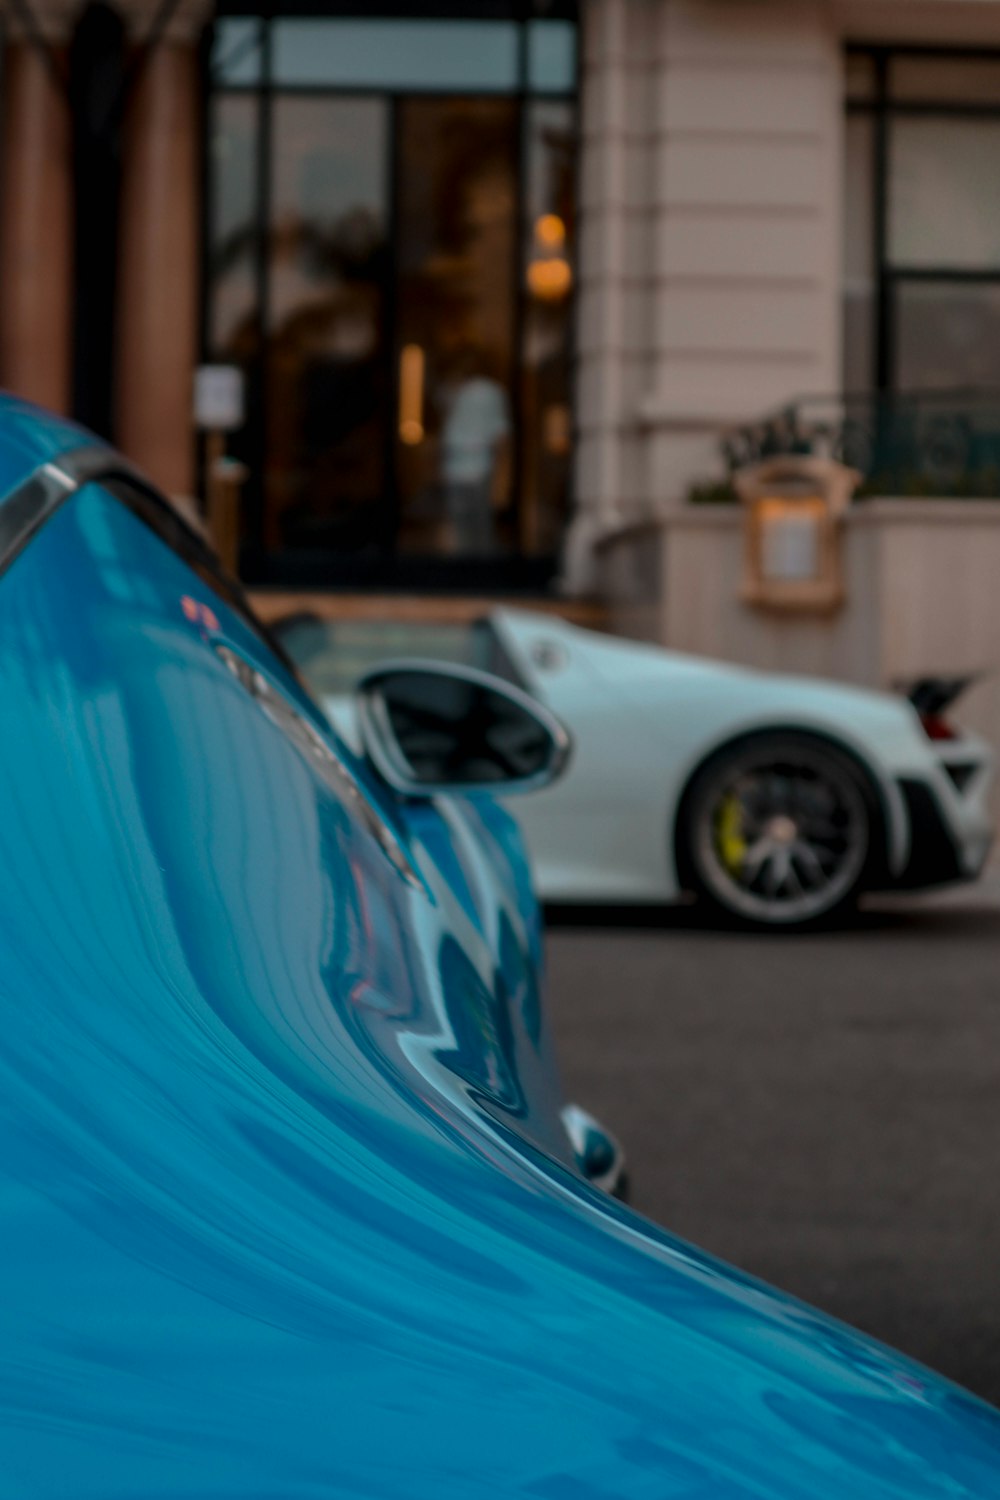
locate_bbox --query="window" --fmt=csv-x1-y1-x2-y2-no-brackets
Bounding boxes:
205,6,578,584
844,48,1000,394
270,19,521,91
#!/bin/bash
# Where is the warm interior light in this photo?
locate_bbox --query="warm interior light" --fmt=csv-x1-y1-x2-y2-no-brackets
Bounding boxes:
398,344,425,445
535,213,566,250
528,213,572,302
544,403,571,455
527,256,573,302
757,496,826,518
756,496,826,583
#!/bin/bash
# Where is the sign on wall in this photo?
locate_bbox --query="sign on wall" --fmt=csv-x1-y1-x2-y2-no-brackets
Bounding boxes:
193,365,245,432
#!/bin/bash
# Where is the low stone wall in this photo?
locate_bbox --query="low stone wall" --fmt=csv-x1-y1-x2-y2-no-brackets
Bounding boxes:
597,500,1000,759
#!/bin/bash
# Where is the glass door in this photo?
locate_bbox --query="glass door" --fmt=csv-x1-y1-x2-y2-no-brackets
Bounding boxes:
206,9,578,584
393,97,519,558
264,96,391,559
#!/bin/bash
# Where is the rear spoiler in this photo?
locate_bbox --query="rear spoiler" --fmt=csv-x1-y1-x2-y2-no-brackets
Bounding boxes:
896,673,984,716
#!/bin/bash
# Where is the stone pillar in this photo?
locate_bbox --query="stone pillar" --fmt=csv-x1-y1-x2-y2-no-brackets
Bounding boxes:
563,0,845,595
116,40,199,496
561,0,655,592
641,0,843,511
0,44,72,414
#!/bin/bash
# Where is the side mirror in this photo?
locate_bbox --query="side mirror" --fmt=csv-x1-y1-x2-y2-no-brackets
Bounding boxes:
355,661,571,798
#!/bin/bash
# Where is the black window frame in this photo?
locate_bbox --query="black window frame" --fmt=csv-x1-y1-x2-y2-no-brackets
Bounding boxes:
201,2,580,590
846,42,1000,394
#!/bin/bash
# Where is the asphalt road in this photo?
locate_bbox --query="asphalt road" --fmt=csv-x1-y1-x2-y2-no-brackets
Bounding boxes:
545,872,1000,1406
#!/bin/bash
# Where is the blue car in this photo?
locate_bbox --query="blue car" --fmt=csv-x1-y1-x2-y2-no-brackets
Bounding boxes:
1,392,999,1497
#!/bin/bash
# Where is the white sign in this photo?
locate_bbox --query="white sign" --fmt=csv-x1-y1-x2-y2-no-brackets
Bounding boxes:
761,514,820,582
193,365,245,431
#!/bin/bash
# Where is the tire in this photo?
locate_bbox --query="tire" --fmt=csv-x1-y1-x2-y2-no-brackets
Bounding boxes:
678,733,876,929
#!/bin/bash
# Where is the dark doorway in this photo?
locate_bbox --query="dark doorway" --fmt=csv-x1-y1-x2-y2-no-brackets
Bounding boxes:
205,5,578,588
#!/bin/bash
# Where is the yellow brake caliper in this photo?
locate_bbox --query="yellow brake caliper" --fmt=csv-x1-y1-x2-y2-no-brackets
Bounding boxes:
715,792,747,875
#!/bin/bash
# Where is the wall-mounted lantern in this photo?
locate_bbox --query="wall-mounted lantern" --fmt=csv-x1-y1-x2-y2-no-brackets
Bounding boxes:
734,456,860,613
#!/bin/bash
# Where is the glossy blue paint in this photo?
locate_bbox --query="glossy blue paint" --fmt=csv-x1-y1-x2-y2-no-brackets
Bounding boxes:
0,420,999,1494
0,392,103,501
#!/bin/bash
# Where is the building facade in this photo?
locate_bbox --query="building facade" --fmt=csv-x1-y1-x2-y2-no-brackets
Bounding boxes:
570,0,1000,585
4,0,1000,594
205,2,578,587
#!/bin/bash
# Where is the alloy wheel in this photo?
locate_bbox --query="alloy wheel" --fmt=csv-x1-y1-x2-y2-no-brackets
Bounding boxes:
688,739,872,925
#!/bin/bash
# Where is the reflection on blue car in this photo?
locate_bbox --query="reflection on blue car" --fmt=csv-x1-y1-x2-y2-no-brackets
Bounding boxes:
0,393,998,1496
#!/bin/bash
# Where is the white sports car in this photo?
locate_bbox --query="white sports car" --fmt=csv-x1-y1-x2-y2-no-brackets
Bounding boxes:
279,609,996,928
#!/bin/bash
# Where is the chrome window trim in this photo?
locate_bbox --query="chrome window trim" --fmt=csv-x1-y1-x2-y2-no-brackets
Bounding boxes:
0,448,113,581
0,444,424,885
0,446,300,678
0,446,177,579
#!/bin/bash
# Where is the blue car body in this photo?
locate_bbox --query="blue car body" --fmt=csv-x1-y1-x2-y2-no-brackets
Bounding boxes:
0,393,998,1496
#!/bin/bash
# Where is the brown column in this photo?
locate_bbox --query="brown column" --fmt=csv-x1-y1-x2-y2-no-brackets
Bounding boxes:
0,44,72,414
117,42,198,496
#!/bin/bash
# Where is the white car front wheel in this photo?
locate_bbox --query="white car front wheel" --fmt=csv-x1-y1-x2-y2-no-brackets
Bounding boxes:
679,734,875,928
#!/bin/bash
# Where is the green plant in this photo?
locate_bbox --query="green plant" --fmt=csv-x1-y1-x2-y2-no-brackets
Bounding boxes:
687,479,738,506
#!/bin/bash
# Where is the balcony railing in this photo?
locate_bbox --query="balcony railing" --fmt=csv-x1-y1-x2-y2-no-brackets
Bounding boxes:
709,389,1000,500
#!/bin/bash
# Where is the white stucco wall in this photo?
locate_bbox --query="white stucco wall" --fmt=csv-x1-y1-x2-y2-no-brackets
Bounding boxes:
566,0,1000,591
597,500,1000,765
567,0,844,588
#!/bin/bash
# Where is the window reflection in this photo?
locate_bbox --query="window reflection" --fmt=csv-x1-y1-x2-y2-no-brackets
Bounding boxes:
206,10,578,576
211,18,262,87
890,118,1000,270
273,19,519,92
522,100,576,554
265,98,389,553
842,114,875,392
208,94,259,358
206,92,261,555
845,50,1000,401
896,284,1000,391
528,20,577,93
395,98,518,558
